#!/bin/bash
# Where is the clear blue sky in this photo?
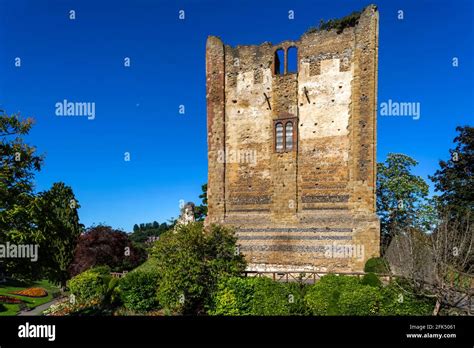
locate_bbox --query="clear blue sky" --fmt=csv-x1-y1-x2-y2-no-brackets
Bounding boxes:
0,0,472,231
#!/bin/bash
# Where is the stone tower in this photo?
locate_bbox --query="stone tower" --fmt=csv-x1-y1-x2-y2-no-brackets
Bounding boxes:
206,5,380,272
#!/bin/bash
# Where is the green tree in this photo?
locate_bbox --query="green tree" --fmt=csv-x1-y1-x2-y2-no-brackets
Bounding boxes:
429,126,473,223
33,182,83,288
0,111,43,211
151,222,245,314
69,225,146,277
376,153,430,251
194,183,208,221
129,220,172,245
0,111,44,278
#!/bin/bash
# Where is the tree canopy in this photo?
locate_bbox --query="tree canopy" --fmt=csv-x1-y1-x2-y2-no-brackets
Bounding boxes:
376,153,431,250
34,182,83,287
69,225,146,277
430,126,473,222
1,112,82,285
151,222,246,314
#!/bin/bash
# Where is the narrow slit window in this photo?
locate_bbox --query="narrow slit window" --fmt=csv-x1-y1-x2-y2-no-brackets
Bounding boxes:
275,123,284,151
285,122,293,150
287,47,298,73
274,49,284,75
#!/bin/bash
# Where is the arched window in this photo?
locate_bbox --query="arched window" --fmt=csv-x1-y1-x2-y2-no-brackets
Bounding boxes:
274,49,284,75
287,47,298,73
274,118,297,153
285,122,293,150
275,123,284,151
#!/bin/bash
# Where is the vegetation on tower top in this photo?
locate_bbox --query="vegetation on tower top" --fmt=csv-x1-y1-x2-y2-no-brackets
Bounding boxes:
306,10,362,35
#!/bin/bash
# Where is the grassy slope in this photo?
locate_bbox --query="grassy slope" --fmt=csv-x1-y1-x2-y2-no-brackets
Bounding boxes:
0,279,60,316
132,257,159,272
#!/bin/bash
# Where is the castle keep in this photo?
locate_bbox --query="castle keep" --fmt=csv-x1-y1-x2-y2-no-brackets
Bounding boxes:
206,6,380,272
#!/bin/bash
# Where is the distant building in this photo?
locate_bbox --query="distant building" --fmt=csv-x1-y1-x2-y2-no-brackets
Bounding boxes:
146,236,160,244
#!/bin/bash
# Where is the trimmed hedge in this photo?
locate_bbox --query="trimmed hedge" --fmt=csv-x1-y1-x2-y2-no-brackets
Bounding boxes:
209,277,255,315
212,274,394,316
338,285,382,315
208,277,309,316
252,277,292,315
304,274,434,316
364,257,390,274
380,281,434,315
106,277,121,306
304,274,360,315
67,267,111,306
119,270,160,312
285,282,311,315
361,272,382,287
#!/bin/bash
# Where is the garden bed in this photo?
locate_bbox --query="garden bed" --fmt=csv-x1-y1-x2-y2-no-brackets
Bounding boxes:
0,295,23,304
10,287,48,298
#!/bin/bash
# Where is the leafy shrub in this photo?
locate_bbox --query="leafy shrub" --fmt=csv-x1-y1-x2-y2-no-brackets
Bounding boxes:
364,257,390,274
0,303,6,312
106,277,121,306
209,277,255,315
90,265,112,275
319,11,361,33
305,274,436,316
304,274,360,315
284,282,311,315
380,281,434,315
209,277,310,316
210,273,436,316
67,266,111,306
361,272,382,287
338,285,382,315
252,277,291,315
151,223,246,314
210,288,241,316
119,270,160,312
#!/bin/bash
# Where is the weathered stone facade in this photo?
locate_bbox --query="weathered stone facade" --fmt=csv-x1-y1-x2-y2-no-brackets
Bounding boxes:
206,5,380,272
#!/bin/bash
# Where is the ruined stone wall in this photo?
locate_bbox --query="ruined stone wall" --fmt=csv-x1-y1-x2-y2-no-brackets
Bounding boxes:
223,44,274,217
206,5,380,272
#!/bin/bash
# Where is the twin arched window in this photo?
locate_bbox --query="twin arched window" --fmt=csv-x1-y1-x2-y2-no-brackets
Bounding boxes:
274,46,298,75
275,120,295,152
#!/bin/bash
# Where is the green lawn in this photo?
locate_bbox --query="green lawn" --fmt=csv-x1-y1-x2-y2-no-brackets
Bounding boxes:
0,279,60,316
132,257,159,272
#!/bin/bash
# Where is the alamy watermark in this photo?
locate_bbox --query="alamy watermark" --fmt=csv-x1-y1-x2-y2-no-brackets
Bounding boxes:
217,149,257,164
324,243,364,260
380,99,421,120
55,99,96,120
0,242,39,262
18,322,55,342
